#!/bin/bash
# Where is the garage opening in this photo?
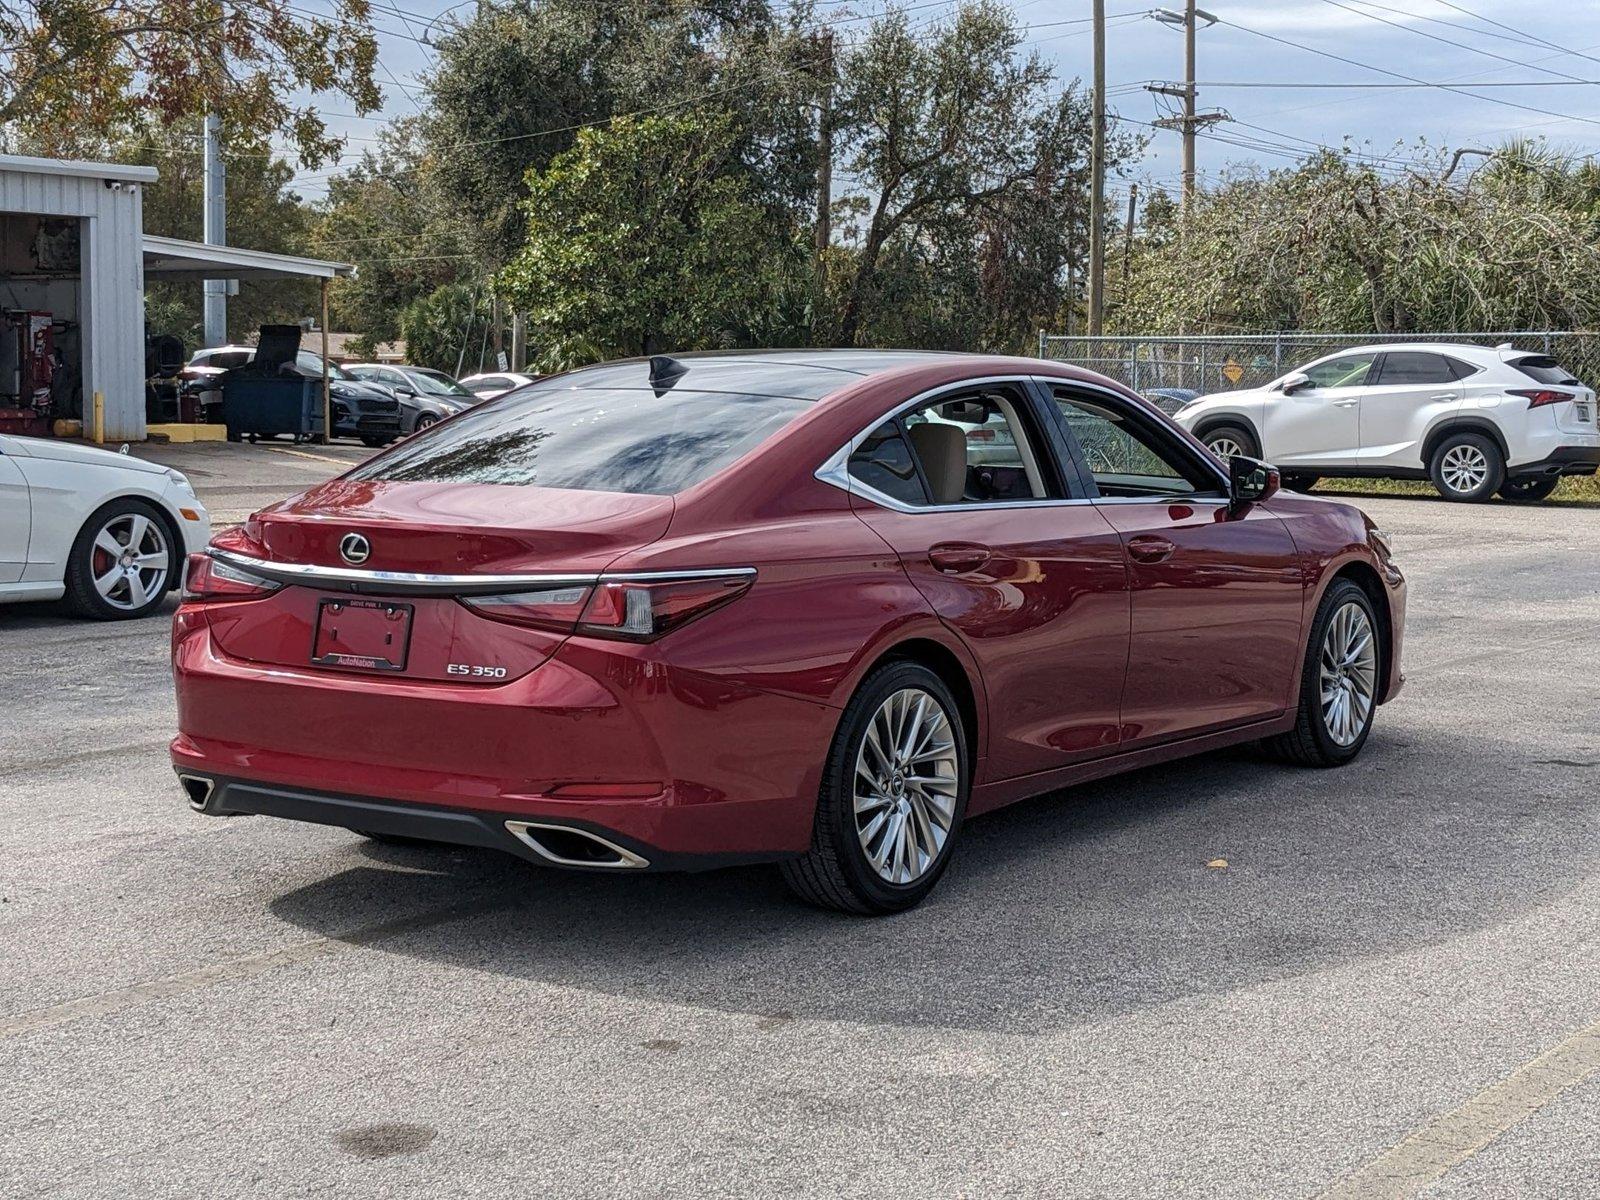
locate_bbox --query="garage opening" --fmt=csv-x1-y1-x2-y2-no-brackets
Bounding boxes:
0,212,83,435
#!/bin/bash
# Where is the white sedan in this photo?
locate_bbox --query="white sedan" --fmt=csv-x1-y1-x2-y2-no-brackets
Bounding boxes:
0,435,212,619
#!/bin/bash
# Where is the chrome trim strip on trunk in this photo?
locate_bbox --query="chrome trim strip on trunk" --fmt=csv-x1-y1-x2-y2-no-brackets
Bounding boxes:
205,549,754,596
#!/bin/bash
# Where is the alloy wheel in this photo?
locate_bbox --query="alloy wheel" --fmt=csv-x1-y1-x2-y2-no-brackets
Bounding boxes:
1440,443,1489,494
1207,435,1245,460
89,512,169,612
853,688,960,885
1319,601,1377,747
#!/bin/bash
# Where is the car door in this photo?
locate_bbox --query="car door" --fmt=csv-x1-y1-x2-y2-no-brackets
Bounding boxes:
1357,351,1465,469
0,438,30,583
1265,351,1377,466
1045,382,1305,746
842,379,1131,779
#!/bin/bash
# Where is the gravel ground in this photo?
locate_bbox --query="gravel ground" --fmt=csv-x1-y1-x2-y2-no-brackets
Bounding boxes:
2,447,1597,1198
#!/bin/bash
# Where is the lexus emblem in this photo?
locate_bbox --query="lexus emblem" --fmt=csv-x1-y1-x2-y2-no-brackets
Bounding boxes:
339,533,371,565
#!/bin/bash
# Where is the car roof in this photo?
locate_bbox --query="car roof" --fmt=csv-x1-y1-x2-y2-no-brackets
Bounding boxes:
1314,342,1523,365
551,350,964,401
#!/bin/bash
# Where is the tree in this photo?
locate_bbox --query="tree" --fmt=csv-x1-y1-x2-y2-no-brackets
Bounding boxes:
312,121,474,355
829,1,1121,347
399,282,491,374
1122,143,1600,335
0,0,380,166
499,113,809,361
421,0,815,268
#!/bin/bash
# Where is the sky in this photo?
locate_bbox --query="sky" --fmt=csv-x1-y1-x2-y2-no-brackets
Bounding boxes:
284,0,1600,202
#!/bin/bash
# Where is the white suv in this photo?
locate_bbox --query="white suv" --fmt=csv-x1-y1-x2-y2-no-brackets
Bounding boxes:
1173,343,1600,502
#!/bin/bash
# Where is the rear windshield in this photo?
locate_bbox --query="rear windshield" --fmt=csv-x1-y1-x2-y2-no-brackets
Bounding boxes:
348,385,810,495
1510,356,1581,386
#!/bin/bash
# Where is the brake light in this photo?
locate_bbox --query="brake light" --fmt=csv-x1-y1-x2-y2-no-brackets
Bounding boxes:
182,553,281,601
460,585,593,632
1508,389,1571,408
577,572,754,641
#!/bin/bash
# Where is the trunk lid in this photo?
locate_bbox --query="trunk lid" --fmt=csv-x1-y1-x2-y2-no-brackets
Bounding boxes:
244,479,674,576
206,481,674,682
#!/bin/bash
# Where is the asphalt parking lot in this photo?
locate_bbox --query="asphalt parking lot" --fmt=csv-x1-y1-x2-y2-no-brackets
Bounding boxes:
3,449,1598,1198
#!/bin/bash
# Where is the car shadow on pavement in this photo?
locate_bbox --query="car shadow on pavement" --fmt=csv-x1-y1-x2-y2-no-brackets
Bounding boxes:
268,723,1598,1035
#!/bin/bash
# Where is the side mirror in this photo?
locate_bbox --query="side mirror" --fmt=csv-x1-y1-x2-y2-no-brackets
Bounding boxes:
1229,455,1280,510
1280,372,1312,395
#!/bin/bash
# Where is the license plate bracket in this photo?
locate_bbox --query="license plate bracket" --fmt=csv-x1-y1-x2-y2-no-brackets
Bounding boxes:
311,598,413,671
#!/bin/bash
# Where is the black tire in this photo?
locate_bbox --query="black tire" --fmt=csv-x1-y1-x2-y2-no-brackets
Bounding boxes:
1200,422,1260,462
61,497,180,621
1498,475,1559,503
414,413,439,431
1428,431,1504,502
779,661,970,915
359,435,392,448
1261,578,1380,768
1280,472,1320,492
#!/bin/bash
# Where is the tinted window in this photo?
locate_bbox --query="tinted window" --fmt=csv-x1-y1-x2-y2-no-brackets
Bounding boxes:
1374,352,1458,386
1302,353,1377,389
1053,387,1218,498
1510,356,1581,386
466,376,511,392
848,423,926,505
349,385,809,495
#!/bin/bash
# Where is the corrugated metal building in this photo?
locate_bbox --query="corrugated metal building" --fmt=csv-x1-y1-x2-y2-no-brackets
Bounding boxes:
0,154,154,441
1,153,352,443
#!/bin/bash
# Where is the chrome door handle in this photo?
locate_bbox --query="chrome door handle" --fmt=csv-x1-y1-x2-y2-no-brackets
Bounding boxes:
1126,535,1176,564
928,542,991,574
1430,393,1457,401
1334,400,1359,408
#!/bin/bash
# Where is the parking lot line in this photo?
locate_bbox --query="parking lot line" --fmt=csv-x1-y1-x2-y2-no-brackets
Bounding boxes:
0,895,507,1041
1316,1016,1600,1199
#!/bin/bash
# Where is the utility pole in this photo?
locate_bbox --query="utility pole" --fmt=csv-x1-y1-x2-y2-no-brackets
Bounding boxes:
1087,0,1106,337
814,29,835,264
1122,183,1138,283
202,112,227,347
1147,6,1226,214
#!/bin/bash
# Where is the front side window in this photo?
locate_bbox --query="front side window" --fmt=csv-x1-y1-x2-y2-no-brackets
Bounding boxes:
1373,352,1458,386
1053,388,1218,498
349,385,810,496
1301,353,1378,390
412,370,473,397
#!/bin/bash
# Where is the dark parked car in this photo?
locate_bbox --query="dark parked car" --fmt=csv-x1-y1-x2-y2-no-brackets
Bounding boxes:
344,364,476,433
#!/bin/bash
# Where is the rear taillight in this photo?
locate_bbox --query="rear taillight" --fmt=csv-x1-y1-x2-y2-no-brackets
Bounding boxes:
576,573,753,641
460,571,754,641
460,585,593,632
182,553,282,601
1508,389,1571,408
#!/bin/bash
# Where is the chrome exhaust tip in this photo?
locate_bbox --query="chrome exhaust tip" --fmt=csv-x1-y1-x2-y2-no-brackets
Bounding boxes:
504,820,649,869
178,774,216,813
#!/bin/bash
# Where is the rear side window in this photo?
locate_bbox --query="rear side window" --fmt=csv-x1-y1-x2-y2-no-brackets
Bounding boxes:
1510,356,1581,386
1373,352,1458,386
349,386,810,495
848,423,926,505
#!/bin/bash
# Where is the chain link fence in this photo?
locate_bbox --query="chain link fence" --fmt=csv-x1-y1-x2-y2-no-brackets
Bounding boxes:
1038,330,1600,412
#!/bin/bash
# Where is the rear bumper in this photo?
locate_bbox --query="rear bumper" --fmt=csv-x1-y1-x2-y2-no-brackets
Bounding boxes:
1509,443,1600,475
170,612,833,864
175,772,777,871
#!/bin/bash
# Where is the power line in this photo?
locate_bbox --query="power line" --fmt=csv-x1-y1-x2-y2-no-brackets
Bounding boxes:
1314,0,1594,86
1425,0,1600,71
1217,12,1600,131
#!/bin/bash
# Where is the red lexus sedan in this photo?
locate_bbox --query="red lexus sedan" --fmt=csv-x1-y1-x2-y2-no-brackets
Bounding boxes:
172,351,1405,914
